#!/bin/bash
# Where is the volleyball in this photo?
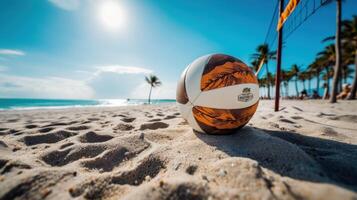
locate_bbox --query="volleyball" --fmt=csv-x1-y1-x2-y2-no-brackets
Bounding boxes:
176,54,259,134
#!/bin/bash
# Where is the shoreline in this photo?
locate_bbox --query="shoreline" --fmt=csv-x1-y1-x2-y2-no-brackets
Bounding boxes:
1,99,356,112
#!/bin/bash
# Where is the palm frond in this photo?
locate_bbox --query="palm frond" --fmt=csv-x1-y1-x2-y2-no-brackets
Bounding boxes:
322,36,335,42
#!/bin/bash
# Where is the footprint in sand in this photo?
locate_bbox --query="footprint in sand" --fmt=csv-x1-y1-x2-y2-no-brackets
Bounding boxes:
140,122,169,130
121,117,136,123
0,128,8,132
87,117,100,121
292,106,303,111
1,170,75,200
291,116,304,120
317,112,336,117
156,113,165,117
318,127,339,136
329,115,357,123
59,142,75,149
178,120,188,125
7,118,19,123
80,136,150,172
279,118,296,124
163,115,176,120
268,122,280,129
42,122,74,127
111,156,165,185
186,165,198,175
113,123,135,131
0,140,9,149
38,127,55,133
148,118,161,122
21,130,77,146
0,160,32,175
4,129,21,135
79,131,113,143
42,144,107,166
66,125,90,131
25,124,38,129
81,146,129,172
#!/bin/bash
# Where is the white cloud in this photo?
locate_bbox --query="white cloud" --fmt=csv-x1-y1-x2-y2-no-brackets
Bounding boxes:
0,64,174,99
0,74,94,99
48,0,80,11
0,49,25,56
94,65,153,76
130,81,176,99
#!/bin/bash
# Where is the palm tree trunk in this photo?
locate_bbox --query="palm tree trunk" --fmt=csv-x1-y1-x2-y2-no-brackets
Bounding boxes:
330,0,342,103
295,77,299,96
316,73,320,95
339,72,343,92
324,68,331,99
148,85,152,104
348,49,357,99
265,63,271,99
323,83,330,99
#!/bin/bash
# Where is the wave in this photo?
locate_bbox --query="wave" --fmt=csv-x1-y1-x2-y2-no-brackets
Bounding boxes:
0,98,176,111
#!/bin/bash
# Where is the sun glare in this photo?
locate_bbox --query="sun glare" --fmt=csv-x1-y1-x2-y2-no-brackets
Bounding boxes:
98,0,125,31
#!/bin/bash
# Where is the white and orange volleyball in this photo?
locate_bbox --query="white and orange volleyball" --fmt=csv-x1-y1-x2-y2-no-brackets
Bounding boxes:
176,54,259,134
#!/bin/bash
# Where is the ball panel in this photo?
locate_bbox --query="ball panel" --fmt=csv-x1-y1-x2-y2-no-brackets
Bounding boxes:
185,54,211,102
186,107,204,133
201,54,257,92
176,65,189,104
192,101,259,134
193,83,259,109
203,54,238,75
177,102,192,119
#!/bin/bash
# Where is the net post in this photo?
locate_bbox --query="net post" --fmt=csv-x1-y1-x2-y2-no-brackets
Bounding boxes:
275,0,284,112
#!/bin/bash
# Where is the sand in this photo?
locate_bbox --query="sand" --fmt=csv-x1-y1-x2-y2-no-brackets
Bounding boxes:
0,100,357,200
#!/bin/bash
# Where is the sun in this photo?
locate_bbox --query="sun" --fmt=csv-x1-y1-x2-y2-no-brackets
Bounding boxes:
98,0,125,31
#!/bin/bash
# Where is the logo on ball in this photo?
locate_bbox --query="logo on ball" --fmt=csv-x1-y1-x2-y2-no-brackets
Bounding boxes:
176,54,259,134
238,88,253,102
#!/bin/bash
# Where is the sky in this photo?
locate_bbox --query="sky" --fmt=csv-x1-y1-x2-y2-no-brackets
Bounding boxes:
0,0,356,99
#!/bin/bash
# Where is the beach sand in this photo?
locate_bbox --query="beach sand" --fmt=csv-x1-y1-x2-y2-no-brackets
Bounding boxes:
0,100,357,200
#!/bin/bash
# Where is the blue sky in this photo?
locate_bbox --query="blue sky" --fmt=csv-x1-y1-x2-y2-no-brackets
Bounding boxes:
0,0,356,99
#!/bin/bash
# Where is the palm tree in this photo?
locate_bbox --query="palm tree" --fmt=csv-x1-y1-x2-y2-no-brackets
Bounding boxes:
308,58,324,95
298,71,308,91
322,0,343,103
318,44,337,99
305,69,314,94
322,15,356,99
250,59,261,73
268,72,276,97
281,69,293,97
251,44,276,99
145,75,161,104
344,16,357,99
322,68,334,99
258,77,267,98
290,64,300,96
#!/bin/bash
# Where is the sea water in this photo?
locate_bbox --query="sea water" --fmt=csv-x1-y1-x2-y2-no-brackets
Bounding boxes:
0,98,176,110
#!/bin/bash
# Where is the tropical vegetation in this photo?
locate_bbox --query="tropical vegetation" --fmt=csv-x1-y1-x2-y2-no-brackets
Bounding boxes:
251,15,357,102
145,75,162,104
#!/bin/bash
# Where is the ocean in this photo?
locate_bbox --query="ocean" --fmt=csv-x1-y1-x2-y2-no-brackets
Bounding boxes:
0,98,176,110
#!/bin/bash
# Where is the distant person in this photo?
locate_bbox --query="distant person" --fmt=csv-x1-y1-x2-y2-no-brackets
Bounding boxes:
312,90,320,99
337,84,351,99
300,89,308,100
